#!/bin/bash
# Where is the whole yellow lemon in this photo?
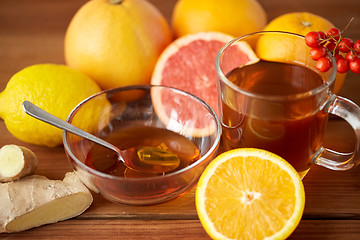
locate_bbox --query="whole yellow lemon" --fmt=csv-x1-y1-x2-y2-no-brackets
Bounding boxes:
0,64,102,147
258,12,345,93
171,0,267,38
64,0,172,90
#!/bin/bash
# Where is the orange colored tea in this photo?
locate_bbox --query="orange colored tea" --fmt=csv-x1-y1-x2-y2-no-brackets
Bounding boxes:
221,60,328,177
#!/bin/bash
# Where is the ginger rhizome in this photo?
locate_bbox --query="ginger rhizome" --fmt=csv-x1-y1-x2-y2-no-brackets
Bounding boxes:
0,144,38,183
0,172,93,233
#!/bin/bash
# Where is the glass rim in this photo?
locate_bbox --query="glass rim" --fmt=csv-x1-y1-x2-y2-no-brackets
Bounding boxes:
62,84,222,181
215,30,337,101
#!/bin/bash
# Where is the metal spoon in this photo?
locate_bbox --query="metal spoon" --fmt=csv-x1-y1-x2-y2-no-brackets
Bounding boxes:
22,101,180,173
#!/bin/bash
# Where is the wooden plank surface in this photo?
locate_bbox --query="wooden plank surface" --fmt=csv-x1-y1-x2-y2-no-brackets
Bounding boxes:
1,0,360,239
4,219,360,240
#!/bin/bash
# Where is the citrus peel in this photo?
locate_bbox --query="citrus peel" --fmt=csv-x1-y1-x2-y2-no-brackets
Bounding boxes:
151,32,259,137
196,148,305,240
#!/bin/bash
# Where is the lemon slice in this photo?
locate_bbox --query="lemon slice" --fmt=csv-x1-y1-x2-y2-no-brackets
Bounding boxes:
196,148,305,240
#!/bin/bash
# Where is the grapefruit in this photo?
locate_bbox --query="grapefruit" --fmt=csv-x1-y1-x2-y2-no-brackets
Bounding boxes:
259,12,345,93
64,0,172,90
171,0,267,38
151,32,259,136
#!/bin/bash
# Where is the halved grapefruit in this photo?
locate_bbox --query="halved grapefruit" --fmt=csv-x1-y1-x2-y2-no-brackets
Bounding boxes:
151,32,259,136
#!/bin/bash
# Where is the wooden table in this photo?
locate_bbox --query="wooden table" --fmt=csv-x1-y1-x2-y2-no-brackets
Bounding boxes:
1,0,360,239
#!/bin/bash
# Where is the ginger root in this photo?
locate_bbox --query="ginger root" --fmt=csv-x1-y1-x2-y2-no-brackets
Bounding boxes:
0,172,93,233
0,145,38,183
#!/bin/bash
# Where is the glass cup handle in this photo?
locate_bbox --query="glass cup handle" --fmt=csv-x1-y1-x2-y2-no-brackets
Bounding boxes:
314,95,360,170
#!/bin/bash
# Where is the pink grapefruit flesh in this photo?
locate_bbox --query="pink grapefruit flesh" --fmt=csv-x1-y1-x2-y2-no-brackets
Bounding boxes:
151,32,259,136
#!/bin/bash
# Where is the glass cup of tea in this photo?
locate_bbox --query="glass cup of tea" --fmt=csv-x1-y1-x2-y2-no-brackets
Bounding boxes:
63,85,221,205
215,31,360,179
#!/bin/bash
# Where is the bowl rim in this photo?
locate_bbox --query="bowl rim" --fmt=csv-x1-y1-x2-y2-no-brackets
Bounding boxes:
63,84,222,181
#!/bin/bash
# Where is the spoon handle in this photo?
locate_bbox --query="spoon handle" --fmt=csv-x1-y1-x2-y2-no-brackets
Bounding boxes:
22,101,119,153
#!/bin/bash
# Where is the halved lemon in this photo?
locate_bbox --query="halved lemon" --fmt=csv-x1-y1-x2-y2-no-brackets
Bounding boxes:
196,148,305,240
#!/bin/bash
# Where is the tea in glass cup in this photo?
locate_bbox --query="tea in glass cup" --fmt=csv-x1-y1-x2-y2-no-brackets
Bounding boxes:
216,31,360,178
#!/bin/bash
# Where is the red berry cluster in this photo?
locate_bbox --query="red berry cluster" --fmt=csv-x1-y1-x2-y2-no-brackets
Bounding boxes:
305,27,360,74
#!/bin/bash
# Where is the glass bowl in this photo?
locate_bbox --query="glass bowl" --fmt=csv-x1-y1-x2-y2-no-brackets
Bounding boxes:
63,85,221,205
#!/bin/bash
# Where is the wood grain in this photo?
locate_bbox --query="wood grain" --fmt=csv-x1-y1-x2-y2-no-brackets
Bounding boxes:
4,219,360,239
1,0,360,238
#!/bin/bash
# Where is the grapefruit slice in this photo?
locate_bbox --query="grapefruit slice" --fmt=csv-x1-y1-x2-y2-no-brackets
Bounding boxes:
151,32,259,136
